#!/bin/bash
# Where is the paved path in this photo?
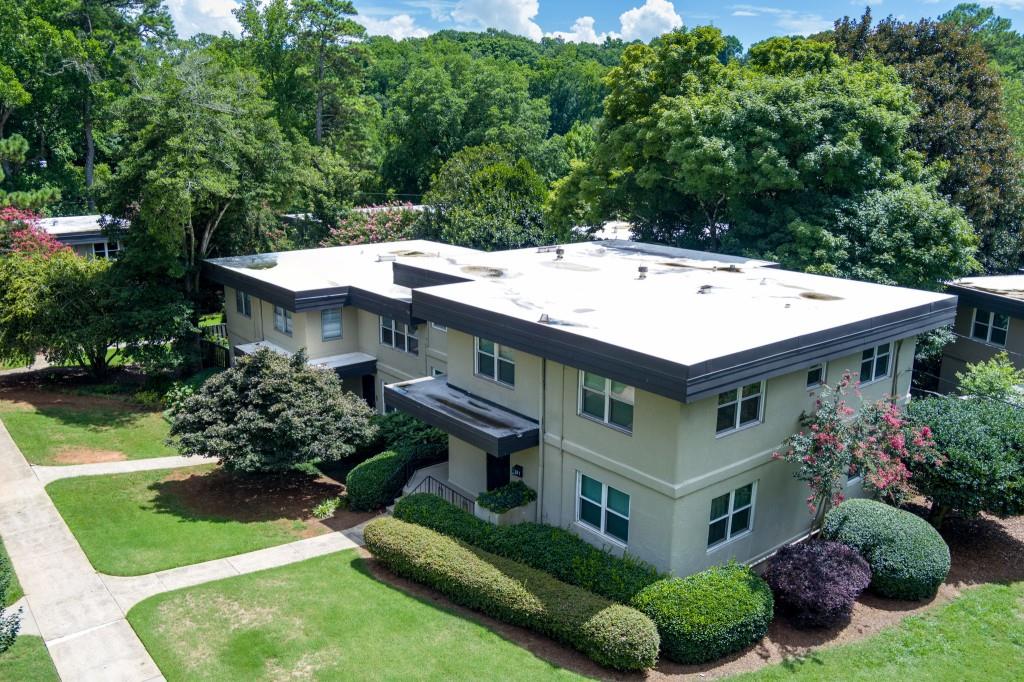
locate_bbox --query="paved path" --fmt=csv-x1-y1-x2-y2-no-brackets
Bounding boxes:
33,455,216,486
101,523,368,612
0,421,164,681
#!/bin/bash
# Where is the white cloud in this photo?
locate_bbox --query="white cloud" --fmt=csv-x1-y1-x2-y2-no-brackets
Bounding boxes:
546,16,616,43
166,0,241,38
361,13,431,39
730,5,831,36
619,0,683,42
451,0,542,41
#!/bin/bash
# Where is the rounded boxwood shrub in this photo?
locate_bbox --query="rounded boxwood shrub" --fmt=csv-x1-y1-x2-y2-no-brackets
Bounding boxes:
631,563,774,664
364,517,660,671
763,541,871,629
821,499,950,600
345,450,407,511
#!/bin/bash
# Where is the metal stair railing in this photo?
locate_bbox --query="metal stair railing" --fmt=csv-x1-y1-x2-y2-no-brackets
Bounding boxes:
409,475,475,514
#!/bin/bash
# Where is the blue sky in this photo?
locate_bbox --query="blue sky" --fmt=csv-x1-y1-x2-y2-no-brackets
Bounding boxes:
167,1,1024,49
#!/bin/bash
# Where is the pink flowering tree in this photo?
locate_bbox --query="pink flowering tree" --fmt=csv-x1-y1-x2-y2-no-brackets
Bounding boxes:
0,208,67,257
320,203,421,246
774,372,940,527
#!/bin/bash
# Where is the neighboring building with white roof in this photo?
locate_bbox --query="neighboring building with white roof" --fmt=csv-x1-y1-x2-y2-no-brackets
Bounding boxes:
205,239,955,577
941,275,1024,391
38,215,123,259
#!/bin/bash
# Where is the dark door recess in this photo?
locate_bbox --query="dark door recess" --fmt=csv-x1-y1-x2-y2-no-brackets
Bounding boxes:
486,453,511,491
361,374,376,410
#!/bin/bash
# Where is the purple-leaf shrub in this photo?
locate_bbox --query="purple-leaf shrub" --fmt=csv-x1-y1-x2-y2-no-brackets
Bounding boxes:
762,540,871,629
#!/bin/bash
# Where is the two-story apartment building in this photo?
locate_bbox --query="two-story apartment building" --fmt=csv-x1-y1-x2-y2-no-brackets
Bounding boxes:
940,275,1024,391
205,239,955,578
39,215,123,259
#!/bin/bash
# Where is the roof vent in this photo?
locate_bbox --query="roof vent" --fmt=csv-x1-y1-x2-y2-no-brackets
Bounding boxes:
376,254,397,262
538,313,551,324
698,284,712,294
638,265,648,280
555,247,565,261
536,246,558,253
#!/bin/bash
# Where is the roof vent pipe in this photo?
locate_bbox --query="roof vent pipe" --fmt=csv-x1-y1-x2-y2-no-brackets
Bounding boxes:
538,313,551,324
555,247,564,260
377,254,397,262
638,266,648,280
698,284,712,294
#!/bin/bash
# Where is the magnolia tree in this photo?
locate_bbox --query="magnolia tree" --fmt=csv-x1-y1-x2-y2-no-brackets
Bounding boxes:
774,373,941,527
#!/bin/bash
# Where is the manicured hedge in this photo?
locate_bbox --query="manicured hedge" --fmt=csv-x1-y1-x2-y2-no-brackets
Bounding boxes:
393,493,662,603
821,499,950,600
346,450,406,511
476,480,537,514
763,540,871,629
631,563,774,664
364,517,660,671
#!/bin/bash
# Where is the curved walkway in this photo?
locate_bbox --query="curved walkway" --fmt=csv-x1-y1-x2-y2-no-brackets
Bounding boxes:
32,455,217,487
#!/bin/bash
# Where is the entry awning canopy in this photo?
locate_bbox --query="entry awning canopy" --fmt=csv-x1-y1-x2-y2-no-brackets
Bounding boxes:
383,376,539,457
234,342,376,379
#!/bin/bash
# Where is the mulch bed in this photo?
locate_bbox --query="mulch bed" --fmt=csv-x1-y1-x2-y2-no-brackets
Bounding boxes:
363,510,1024,681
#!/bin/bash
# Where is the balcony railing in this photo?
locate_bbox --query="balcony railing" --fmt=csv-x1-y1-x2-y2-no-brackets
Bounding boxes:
409,475,475,514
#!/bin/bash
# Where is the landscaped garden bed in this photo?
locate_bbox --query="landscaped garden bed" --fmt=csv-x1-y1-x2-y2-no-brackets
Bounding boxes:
46,464,375,575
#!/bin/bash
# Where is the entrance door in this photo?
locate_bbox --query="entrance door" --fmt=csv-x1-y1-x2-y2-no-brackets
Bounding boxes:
361,374,376,409
486,453,510,491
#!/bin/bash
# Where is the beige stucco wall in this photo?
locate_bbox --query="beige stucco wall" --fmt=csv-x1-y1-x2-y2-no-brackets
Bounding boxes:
940,304,1024,392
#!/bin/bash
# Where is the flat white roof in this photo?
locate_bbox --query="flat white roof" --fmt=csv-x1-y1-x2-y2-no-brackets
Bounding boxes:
38,215,107,235
952,274,1024,301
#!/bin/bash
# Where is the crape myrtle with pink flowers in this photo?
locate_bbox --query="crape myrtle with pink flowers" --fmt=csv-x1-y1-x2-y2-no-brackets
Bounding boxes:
774,371,942,527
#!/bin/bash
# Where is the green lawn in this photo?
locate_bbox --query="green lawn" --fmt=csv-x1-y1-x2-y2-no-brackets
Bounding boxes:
0,537,22,606
128,550,585,681
0,636,59,681
737,581,1024,681
46,466,334,576
0,400,174,465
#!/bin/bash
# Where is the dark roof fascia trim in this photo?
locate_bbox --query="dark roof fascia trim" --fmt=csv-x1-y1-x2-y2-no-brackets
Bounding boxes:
392,262,472,289
946,285,1024,319
382,383,539,456
293,288,351,312
202,262,299,310
331,359,377,379
348,287,420,327
55,232,105,245
683,299,958,400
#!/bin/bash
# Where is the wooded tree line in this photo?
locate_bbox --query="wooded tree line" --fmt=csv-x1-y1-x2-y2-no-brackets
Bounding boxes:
2,1,1024,309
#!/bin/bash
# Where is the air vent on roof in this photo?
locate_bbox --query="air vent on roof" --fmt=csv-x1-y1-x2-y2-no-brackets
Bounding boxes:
697,284,712,294
538,313,551,324
638,266,648,280
536,246,558,253
555,247,565,260
377,254,397,262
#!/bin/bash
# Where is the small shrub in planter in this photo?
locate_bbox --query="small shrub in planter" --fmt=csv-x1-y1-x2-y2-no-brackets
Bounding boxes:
476,480,537,514
364,517,660,671
631,563,774,665
346,451,407,511
821,499,950,600
763,541,871,628
376,412,448,461
393,493,662,603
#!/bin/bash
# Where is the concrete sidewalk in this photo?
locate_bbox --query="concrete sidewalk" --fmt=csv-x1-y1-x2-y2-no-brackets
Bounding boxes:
101,522,368,612
33,455,216,486
0,421,163,681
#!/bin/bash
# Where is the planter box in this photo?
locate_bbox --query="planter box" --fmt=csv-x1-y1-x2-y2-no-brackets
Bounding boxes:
474,500,537,526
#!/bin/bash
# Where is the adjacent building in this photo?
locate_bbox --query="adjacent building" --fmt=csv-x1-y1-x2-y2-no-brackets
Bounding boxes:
39,215,122,259
940,275,1024,392
205,239,955,577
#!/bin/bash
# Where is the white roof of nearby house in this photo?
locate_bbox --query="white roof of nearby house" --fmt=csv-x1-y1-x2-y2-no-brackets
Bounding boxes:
951,274,1024,302
38,215,108,236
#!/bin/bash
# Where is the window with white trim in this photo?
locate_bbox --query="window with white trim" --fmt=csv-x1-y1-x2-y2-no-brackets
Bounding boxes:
806,362,826,389
971,308,1009,346
476,338,515,386
707,482,755,548
92,241,119,259
716,382,764,435
235,290,251,318
577,473,629,544
579,371,634,432
321,308,342,341
859,343,891,384
431,322,447,332
379,316,418,354
273,305,293,336
381,379,397,413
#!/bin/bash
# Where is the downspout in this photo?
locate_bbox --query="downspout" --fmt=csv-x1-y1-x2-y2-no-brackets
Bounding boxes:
537,357,547,521
890,339,904,401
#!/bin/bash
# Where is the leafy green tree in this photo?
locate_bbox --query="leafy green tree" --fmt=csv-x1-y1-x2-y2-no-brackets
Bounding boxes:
908,396,1024,528
956,351,1024,402
0,251,191,379
0,134,58,208
747,36,841,74
420,144,550,251
170,348,377,473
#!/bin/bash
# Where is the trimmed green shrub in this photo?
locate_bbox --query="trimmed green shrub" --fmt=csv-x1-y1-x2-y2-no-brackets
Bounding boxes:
364,517,660,671
393,493,662,603
476,480,537,514
631,563,774,664
821,499,950,600
376,411,448,460
346,451,406,511
0,554,20,654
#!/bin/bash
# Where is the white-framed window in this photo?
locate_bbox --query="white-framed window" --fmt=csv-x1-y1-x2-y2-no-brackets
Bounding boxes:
806,362,826,389
579,371,635,433
576,472,629,544
234,289,251,318
707,482,755,549
381,379,397,414
971,308,1009,346
321,308,342,341
859,343,891,384
476,338,515,386
379,316,418,354
273,305,293,336
716,381,764,435
431,322,447,332
92,241,119,259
